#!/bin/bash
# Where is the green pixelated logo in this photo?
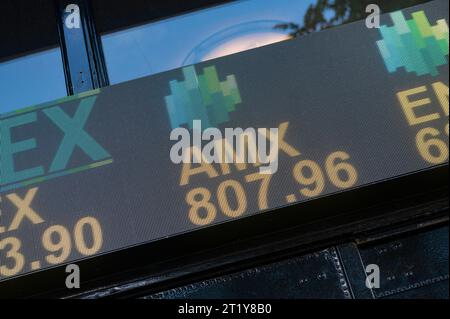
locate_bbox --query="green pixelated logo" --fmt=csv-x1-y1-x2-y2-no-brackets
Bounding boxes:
165,65,242,130
376,10,449,76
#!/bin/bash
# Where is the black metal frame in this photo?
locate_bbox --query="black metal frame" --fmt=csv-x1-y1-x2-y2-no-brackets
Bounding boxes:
54,0,109,95
0,164,447,298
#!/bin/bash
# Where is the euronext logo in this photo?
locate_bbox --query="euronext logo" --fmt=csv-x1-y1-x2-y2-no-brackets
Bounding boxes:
166,65,279,174
376,10,449,76
165,65,242,130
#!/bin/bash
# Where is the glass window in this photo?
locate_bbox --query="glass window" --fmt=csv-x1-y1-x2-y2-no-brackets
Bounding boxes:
97,0,432,85
100,0,310,84
0,49,67,114
0,0,67,114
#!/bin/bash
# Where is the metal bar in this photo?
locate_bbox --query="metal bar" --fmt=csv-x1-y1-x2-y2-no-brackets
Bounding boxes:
54,0,108,95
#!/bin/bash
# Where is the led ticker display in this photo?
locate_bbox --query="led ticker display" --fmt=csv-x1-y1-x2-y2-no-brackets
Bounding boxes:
0,0,448,281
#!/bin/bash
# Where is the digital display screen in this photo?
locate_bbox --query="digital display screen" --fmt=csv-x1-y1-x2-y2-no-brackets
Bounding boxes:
0,0,448,281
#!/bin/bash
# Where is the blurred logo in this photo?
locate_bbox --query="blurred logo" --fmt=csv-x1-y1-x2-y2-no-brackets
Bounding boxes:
65,4,81,29
65,264,80,289
165,65,242,131
365,4,381,29
376,10,449,76
365,264,380,289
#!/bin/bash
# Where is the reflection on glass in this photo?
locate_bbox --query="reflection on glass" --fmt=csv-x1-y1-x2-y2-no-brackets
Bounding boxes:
183,20,291,65
101,0,431,85
101,0,315,84
0,48,67,114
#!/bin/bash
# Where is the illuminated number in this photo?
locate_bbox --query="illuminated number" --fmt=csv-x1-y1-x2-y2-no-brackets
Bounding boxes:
293,160,325,197
245,173,272,210
416,127,448,164
325,151,358,189
217,180,247,218
0,237,25,277
186,188,217,225
74,217,103,256
42,225,71,264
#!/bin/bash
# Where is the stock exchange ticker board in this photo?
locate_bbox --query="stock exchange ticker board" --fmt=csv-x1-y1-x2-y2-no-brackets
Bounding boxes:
0,0,448,281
